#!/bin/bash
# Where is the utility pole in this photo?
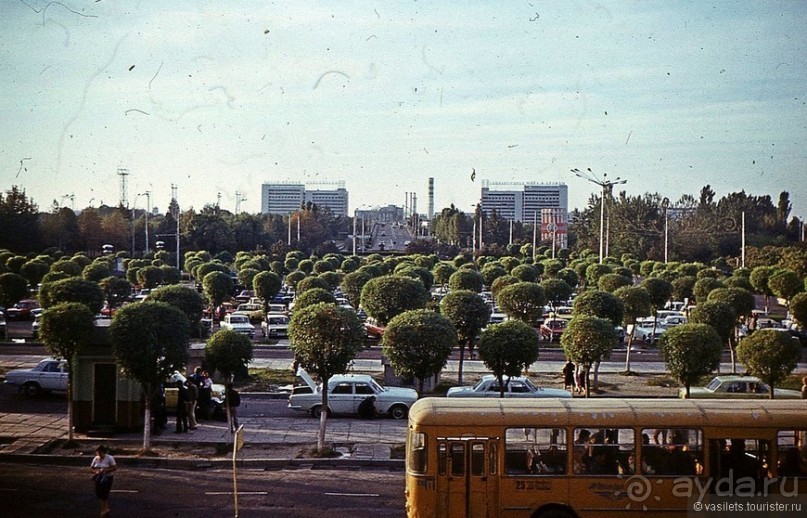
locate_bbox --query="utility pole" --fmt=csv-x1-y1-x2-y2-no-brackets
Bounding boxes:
570,168,627,264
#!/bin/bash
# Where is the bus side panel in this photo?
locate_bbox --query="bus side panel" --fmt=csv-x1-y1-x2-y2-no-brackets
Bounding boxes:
500,476,570,517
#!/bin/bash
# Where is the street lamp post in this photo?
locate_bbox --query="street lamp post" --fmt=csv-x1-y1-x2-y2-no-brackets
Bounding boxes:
570,168,627,264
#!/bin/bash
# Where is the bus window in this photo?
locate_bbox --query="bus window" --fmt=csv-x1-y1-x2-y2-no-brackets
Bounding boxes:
438,442,447,476
709,438,771,481
451,443,465,476
471,443,485,476
408,431,427,474
776,430,807,477
505,428,567,475
574,428,634,475
641,428,703,476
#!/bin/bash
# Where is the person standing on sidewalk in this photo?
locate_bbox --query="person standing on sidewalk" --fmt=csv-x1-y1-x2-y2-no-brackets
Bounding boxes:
175,380,189,433
90,444,117,517
185,378,199,430
226,383,241,432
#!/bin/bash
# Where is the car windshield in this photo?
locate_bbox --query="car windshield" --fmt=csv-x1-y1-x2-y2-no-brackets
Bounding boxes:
706,378,721,391
268,317,287,324
230,316,249,323
522,378,538,391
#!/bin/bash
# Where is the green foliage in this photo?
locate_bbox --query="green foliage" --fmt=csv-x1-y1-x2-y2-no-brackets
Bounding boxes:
39,277,104,313
382,309,456,395
39,302,95,360
597,273,632,293
511,264,538,283
160,265,181,285
237,267,259,288
706,287,755,320
149,285,206,335
297,275,330,294
440,290,491,344
285,270,306,289
395,266,433,290
614,285,651,326
556,268,579,289
497,282,546,324
50,259,82,277
640,277,674,312
478,320,540,397
671,275,696,302
692,277,724,303
0,272,28,308
541,278,573,309
205,329,254,381
202,271,233,309
659,323,723,397
768,269,803,302
572,289,624,327
20,259,49,287
689,300,736,343
136,265,164,289
723,276,753,292
480,263,507,287
294,288,337,310
253,270,282,311
737,330,802,398
111,301,190,396
360,275,429,325
340,271,371,309
448,269,485,293
289,302,365,382
99,276,132,309
790,292,807,329
561,315,617,396
585,263,612,287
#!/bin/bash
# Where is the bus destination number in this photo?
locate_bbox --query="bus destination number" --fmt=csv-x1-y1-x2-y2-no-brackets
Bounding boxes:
515,480,552,491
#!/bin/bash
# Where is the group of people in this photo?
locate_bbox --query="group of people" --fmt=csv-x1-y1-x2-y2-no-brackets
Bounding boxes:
562,360,586,394
150,367,216,435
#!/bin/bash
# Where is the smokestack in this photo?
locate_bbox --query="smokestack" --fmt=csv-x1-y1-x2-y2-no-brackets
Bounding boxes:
428,177,434,220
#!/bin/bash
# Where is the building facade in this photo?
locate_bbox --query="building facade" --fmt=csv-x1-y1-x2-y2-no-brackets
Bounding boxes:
261,182,349,216
480,181,568,223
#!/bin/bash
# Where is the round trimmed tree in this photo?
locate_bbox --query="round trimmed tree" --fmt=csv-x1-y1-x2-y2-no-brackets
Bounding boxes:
478,320,540,398
737,329,801,399
659,323,722,398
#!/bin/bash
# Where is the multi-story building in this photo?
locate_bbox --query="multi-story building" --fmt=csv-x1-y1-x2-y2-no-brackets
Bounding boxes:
480,181,568,223
261,182,349,216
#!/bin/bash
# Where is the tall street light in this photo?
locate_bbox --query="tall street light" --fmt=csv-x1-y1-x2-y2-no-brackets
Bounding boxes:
571,168,627,264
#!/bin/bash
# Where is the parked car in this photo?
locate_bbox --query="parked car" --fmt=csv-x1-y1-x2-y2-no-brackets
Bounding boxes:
631,318,667,344
31,313,42,340
0,310,6,339
683,375,802,399
235,290,254,303
364,317,386,339
220,314,255,337
5,299,40,321
234,303,262,314
446,375,571,398
5,358,68,396
288,369,418,419
262,312,290,338
540,318,567,342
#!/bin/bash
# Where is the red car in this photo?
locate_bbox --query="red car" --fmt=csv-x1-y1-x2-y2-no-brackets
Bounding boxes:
364,318,386,339
540,318,567,342
6,299,40,321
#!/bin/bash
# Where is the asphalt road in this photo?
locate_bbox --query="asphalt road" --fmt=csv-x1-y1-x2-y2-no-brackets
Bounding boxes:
0,463,406,518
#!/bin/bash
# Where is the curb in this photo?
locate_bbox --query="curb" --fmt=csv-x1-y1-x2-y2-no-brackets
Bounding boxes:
0,452,405,471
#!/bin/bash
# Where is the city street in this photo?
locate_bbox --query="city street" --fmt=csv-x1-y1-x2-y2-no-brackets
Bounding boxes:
0,463,405,518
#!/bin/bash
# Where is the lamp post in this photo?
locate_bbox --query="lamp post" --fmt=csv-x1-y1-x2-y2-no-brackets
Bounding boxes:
571,168,627,264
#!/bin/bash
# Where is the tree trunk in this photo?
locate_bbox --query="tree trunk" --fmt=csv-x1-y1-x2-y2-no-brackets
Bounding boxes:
66,374,74,443
143,391,152,452
684,383,690,399
318,378,329,453
457,340,466,385
592,360,601,391
624,327,635,373
584,365,591,398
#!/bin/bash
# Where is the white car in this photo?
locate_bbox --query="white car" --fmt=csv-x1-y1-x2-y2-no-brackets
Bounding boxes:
447,375,571,399
288,368,418,419
5,358,68,396
220,314,254,337
261,312,290,338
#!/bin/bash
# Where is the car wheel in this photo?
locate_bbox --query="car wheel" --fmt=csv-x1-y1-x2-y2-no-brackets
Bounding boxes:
389,405,408,420
311,406,323,418
22,382,41,397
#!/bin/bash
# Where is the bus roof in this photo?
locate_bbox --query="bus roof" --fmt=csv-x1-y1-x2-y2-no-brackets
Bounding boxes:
408,397,807,430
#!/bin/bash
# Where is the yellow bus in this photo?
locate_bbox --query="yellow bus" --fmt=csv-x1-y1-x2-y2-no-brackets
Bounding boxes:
405,398,807,517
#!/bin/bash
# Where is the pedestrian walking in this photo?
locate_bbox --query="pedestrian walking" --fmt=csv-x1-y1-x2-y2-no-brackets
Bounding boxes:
562,359,576,391
185,379,199,430
226,383,241,432
90,444,117,517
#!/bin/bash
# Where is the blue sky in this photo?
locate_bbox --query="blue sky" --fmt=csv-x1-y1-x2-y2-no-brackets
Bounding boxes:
2,1,805,221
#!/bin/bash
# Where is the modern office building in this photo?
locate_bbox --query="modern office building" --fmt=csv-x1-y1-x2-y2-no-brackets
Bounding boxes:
480,181,568,223
261,182,349,216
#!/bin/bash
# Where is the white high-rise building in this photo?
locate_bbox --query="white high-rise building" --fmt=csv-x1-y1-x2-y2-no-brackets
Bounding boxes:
480,181,568,223
261,182,349,216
